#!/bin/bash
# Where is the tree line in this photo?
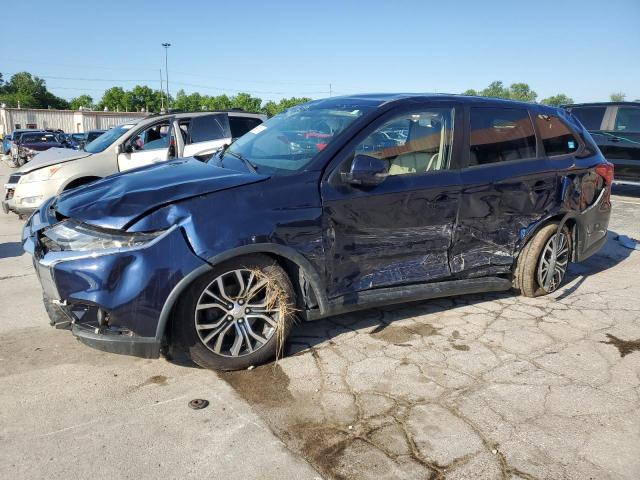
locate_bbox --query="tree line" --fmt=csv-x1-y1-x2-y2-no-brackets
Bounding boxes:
0,71,636,117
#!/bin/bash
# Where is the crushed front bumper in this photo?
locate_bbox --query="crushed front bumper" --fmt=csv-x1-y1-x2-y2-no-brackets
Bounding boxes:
22,199,209,358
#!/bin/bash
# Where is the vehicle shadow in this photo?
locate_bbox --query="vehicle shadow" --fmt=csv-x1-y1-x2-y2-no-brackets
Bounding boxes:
287,229,634,355
0,241,23,259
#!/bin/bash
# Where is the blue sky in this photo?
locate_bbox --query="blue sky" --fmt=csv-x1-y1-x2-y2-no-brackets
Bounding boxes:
3,0,639,103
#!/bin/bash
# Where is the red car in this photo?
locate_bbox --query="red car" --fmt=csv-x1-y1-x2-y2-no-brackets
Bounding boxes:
11,131,66,166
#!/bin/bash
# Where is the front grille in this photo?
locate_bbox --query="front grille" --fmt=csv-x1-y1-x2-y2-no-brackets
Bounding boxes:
5,188,14,200
8,174,21,184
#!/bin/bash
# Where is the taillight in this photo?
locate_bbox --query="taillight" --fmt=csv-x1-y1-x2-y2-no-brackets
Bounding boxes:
595,162,614,186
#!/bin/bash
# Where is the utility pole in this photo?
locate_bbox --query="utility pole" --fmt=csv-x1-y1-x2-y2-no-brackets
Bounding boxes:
162,43,171,108
159,69,164,111
329,83,332,97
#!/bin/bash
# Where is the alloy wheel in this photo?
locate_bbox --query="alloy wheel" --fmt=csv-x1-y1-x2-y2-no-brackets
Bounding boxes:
537,232,569,293
194,269,280,357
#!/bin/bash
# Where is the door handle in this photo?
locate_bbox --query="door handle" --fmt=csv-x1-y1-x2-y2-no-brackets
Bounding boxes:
609,136,621,142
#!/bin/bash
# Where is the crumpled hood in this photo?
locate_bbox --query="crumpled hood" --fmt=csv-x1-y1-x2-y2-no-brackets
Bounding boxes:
54,158,268,230
17,147,91,173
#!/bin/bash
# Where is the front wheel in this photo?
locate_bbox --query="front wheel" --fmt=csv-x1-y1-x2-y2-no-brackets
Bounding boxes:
174,255,296,371
513,223,571,297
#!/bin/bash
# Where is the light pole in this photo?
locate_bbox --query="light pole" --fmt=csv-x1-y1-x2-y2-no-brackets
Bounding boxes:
162,43,171,108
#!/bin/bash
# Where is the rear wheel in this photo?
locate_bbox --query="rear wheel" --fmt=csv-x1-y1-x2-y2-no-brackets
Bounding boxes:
175,255,295,371
514,223,571,297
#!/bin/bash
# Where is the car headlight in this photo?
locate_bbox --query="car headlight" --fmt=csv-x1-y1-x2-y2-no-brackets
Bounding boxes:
21,166,62,184
21,147,37,157
42,220,166,252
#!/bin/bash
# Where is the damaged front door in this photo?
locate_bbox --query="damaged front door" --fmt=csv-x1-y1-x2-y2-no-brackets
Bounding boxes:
322,103,462,298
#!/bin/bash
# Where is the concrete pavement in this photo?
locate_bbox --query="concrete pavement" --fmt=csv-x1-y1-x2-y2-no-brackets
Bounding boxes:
1,158,639,479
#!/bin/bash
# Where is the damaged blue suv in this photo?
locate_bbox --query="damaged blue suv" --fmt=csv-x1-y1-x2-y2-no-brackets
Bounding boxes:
23,94,613,370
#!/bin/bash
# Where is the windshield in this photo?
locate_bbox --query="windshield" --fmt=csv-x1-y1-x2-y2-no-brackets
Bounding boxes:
84,124,135,153
20,133,57,144
222,104,368,174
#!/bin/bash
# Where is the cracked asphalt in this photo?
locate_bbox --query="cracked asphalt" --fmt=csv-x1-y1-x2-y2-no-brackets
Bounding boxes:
1,158,639,479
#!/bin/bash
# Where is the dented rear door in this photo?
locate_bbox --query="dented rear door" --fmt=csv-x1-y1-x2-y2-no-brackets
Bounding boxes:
450,106,558,276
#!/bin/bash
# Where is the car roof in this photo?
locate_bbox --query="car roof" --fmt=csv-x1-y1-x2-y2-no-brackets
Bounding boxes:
136,111,266,125
309,93,562,112
565,101,640,108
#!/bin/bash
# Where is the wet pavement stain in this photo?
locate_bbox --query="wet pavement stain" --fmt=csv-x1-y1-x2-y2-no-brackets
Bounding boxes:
600,334,640,357
370,322,441,344
451,344,470,351
219,363,294,407
143,375,168,386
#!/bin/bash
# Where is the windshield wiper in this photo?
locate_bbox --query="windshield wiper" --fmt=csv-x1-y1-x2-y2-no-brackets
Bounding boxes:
225,149,258,173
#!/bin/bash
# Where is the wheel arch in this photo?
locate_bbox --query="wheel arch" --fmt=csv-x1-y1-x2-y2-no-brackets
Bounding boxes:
58,175,102,193
515,212,578,263
155,243,328,344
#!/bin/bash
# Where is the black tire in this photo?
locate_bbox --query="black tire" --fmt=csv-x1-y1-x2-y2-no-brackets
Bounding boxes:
174,254,296,371
513,223,571,297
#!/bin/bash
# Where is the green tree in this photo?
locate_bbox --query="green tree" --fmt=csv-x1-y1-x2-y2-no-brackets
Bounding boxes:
610,92,626,102
230,92,263,112
173,89,206,112
0,71,69,109
69,95,94,110
97,87,126,111
480,81,511,99
205,94,233,111
129,85,163,112
508,83,537,102
463,81,538,103
263,97,312,117
540,94,574,107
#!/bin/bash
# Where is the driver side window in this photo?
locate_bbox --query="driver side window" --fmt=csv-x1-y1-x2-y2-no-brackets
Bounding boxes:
131,121,171,151
355,108,454,176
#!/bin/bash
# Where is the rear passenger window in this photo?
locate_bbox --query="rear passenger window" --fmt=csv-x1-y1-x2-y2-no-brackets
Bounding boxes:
535,114,579,156
230,117,263,138
468,108,536,166
190,114,231,143
614,107,640,132
569,106,606,130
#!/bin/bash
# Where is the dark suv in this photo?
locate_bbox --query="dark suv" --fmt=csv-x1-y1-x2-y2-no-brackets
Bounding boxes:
23,94,612,371
566,102,640,185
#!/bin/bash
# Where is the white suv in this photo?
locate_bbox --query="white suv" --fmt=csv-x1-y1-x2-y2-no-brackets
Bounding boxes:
3,111,265,216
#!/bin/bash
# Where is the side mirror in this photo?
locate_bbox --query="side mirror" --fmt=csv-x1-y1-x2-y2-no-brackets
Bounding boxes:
116,143,133,154
341,154,389,186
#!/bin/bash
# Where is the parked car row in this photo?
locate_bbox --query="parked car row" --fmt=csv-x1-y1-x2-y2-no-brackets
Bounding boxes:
3,110,265,216
1,128,109,167
19,94,613,371
566,102,640,185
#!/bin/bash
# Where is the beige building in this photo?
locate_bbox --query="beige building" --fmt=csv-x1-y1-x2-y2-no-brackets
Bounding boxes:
0,106,147,136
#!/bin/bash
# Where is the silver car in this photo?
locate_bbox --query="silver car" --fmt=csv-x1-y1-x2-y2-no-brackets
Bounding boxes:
3,111,265,216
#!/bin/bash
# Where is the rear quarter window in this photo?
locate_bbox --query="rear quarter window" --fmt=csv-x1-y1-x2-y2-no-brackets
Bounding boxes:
535,114,579,157
614,107,640,132
190,114,231,143
569,106,606,130
229,116,263,138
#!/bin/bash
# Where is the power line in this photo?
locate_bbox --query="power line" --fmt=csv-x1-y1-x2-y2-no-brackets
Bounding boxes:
6,72,330,96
